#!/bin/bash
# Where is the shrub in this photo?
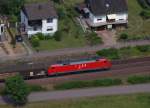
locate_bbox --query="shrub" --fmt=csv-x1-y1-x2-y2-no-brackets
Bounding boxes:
53,31,62,41
54,78,122,90
36,33,45,40
138,0,150,9
119,33,129,40
136,45,150,52
127,76,150,84
97,48,120,60
140,10,150,19
30,36,40,47
87,32,103,45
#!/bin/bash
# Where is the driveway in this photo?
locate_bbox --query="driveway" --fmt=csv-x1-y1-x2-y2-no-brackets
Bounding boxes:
97,30,117,46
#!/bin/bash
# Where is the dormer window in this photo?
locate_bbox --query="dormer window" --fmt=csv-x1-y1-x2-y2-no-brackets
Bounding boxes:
47,18,53,23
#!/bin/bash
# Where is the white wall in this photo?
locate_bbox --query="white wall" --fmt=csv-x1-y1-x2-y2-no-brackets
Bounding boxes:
116,13,128,21
42,18,58,35
89,12,106,23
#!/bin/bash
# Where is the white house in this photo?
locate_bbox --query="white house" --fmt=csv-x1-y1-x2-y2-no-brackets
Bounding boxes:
80,0,128,29
21,1,58,37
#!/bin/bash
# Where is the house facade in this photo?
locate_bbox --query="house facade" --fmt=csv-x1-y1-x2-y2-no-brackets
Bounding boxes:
0,19,5,42
82,0,128,29
21,1,58,37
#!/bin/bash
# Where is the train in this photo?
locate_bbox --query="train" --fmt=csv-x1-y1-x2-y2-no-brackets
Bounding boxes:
0,57,112,81
48,57,112,75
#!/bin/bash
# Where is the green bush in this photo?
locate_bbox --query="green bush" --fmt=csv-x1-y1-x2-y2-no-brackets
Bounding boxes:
54,78,122,90
30,36,40,47
41,34,53,40
127,76,150,84
140,10,150,19
97,48,120,60
86,32,103,46
119,33,129,40
136,45,150,52
138,0,150,9
36,33,45,40
53,31,62,41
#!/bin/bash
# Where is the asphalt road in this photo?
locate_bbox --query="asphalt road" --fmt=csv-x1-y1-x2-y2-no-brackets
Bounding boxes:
0,84,150,104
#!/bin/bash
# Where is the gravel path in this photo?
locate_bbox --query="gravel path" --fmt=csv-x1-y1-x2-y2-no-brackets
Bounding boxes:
1,84,150,104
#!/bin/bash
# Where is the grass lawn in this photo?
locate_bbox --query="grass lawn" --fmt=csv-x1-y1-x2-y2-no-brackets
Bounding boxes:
1,93,150,108
38,36,87,51
117,0,150,37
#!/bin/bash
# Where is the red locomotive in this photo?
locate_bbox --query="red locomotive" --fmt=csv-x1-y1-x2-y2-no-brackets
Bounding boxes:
48,57,112,75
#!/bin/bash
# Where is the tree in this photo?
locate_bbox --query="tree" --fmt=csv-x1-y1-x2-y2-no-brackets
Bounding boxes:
5,75,29,106
0,0,25,16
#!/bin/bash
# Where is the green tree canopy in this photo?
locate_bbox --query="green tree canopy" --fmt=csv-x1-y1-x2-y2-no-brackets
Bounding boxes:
5,75,29,105
0,0,25,15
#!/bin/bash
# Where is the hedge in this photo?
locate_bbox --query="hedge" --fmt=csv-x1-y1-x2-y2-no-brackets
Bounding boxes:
136,45,150,52
28,85,47,92
127,76,150,84
97,48,120,60
54,78,122,90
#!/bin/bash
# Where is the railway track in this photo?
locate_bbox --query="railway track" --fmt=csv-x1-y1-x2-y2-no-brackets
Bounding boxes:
0,57,150,85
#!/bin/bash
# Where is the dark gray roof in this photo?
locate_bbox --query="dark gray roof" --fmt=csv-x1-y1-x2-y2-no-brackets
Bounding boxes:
147,0,150,5
86,0,128,15
22,1,57,20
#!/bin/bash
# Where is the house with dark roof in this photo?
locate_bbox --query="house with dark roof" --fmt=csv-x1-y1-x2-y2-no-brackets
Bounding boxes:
78,0,128,29
21,1,58,37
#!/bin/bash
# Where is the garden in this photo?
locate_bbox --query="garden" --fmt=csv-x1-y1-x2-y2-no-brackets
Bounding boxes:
117,0,150,41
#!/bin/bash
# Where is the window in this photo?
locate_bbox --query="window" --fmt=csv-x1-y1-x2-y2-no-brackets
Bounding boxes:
33,26,37,31
47,18,53,23
1,26,4,33
47,26,53,31
97,18,102,21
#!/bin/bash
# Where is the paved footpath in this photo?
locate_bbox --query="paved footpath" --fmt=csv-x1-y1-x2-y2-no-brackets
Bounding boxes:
0,84,150,104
